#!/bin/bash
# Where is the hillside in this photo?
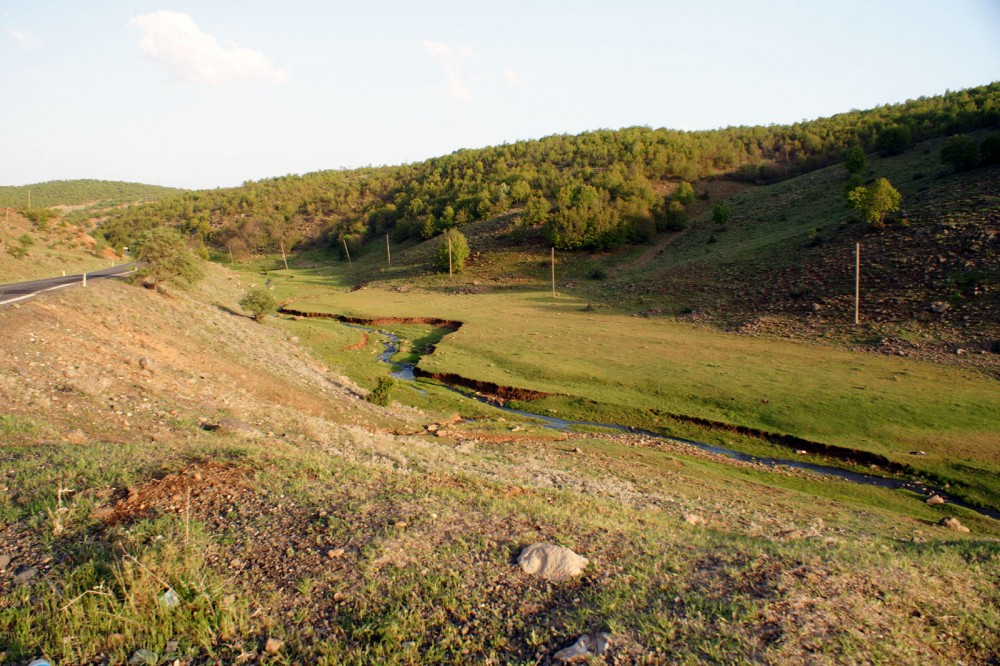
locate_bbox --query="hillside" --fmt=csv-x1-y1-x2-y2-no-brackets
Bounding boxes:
0,208,121,283
0,179,185,209
95,84,1000,259
1,265,998,664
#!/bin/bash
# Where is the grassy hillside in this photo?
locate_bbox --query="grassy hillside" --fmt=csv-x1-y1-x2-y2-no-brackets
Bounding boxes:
0,179,184,209
0,208,121,283
1,263,997,664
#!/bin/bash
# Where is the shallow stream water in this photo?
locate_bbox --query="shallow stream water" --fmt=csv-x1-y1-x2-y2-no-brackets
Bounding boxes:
353,322,998,521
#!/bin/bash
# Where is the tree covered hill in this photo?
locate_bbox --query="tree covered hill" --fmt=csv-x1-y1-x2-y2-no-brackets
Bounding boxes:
97,83,999,258
0,179,185,209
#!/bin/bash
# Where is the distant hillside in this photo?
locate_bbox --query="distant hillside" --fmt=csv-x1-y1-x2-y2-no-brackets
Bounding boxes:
97,83,1000,257
0,179,185,209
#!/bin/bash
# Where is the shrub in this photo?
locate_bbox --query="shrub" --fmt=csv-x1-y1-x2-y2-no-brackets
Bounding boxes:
940,135,980,172
848,177,902,228
435,228,470,273
657,200,689,232
844,145,867,175
367,377,395,406
712,204,731,226
979,133,1000,166
674,181,695,205
239,286,277,322
876,125,911,155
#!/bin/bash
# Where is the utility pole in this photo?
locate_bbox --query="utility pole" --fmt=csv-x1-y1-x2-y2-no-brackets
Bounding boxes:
279,239,289,270
448,237,453,277
855,242,860,325
385,234,391,265
228,243,234,264
343,238,352,263
551,247,556,297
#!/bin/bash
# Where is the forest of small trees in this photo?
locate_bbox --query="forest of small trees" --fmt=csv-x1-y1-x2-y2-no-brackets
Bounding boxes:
97,83,1000,256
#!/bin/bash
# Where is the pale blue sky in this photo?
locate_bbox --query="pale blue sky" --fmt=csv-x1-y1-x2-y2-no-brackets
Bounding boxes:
2,0,998,189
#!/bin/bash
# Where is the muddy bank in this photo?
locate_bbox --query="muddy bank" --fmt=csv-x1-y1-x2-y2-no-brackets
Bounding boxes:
279,307,462,330
412,367,559,404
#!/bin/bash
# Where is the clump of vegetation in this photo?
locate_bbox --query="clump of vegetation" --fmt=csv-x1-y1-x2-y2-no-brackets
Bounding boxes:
239,286,277,322
5,233,35,259
876,125,912,155
366,376,395,406
133,227,204,290
940,135,981,172
435,228,470,273
844,145,867,174
848,177,902,228
0,413,37,435
712,203,732,226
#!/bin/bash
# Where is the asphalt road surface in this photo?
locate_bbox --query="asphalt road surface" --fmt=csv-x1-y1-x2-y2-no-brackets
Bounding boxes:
0,263,135,306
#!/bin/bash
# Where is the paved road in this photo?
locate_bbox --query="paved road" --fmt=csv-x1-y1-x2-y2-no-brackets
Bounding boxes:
0,263,135,306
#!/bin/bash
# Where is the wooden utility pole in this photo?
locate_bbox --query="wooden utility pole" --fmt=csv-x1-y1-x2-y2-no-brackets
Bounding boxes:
854,242,860,325
228,243,234,264
27,189,30,209
385,234,391,265
448,237,453,277
343,238,352,263
551,247,556,297
279,239,289,270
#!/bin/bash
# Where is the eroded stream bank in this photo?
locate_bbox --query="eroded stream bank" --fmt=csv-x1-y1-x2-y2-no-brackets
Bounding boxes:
279,307,999,521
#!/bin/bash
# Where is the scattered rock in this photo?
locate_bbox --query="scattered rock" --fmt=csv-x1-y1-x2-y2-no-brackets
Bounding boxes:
327,548,345,559
929,301,950,314
517,543,589,581
939,516,970,533
926,495,946,506
65,428,87,445
137,356,154,373
264,638,284,654
0,553,11,570
909,450,927,456
129,649,156,665
13,565,38,585
213,417,264,439
681,513,704,526
553,632,612,663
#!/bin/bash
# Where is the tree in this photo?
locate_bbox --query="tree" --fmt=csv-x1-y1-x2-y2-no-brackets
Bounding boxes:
435,227,470,273
239,285,277,322
366,376,395,406
848,177,902,228
876,125,911,156
844,145,867,175
133,226,204,289
940,135,980,172
674,181,695,205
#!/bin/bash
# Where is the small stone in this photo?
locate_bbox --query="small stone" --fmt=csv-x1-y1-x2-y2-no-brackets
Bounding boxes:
65,429,87,445
138,357,154,373
939,516,970,533
926,495,946,506
160,589,179,608
929,301,950,314
573,447,582,453
395,521,408,528
553,633,611,663
193,472,203,481
264,638,283,654
13,565,38,585
909,450,927,456
517,543,589,581
129,649,156,665
0,553,10,570
333,591,348,602
681,513,704,526
327,548,345,559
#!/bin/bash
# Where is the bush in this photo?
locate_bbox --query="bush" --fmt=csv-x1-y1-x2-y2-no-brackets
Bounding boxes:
674,181,695,205
848,177,902,228
876,125,911,156
844,145,867,175
656,200,689,232
712,204,731,226
979,133,1000,166
435,228,470,273
239,286,277,322
940,135,980,172
367,377,395,406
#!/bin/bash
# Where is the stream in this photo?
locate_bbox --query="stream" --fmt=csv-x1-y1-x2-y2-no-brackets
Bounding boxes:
353,323,998,521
